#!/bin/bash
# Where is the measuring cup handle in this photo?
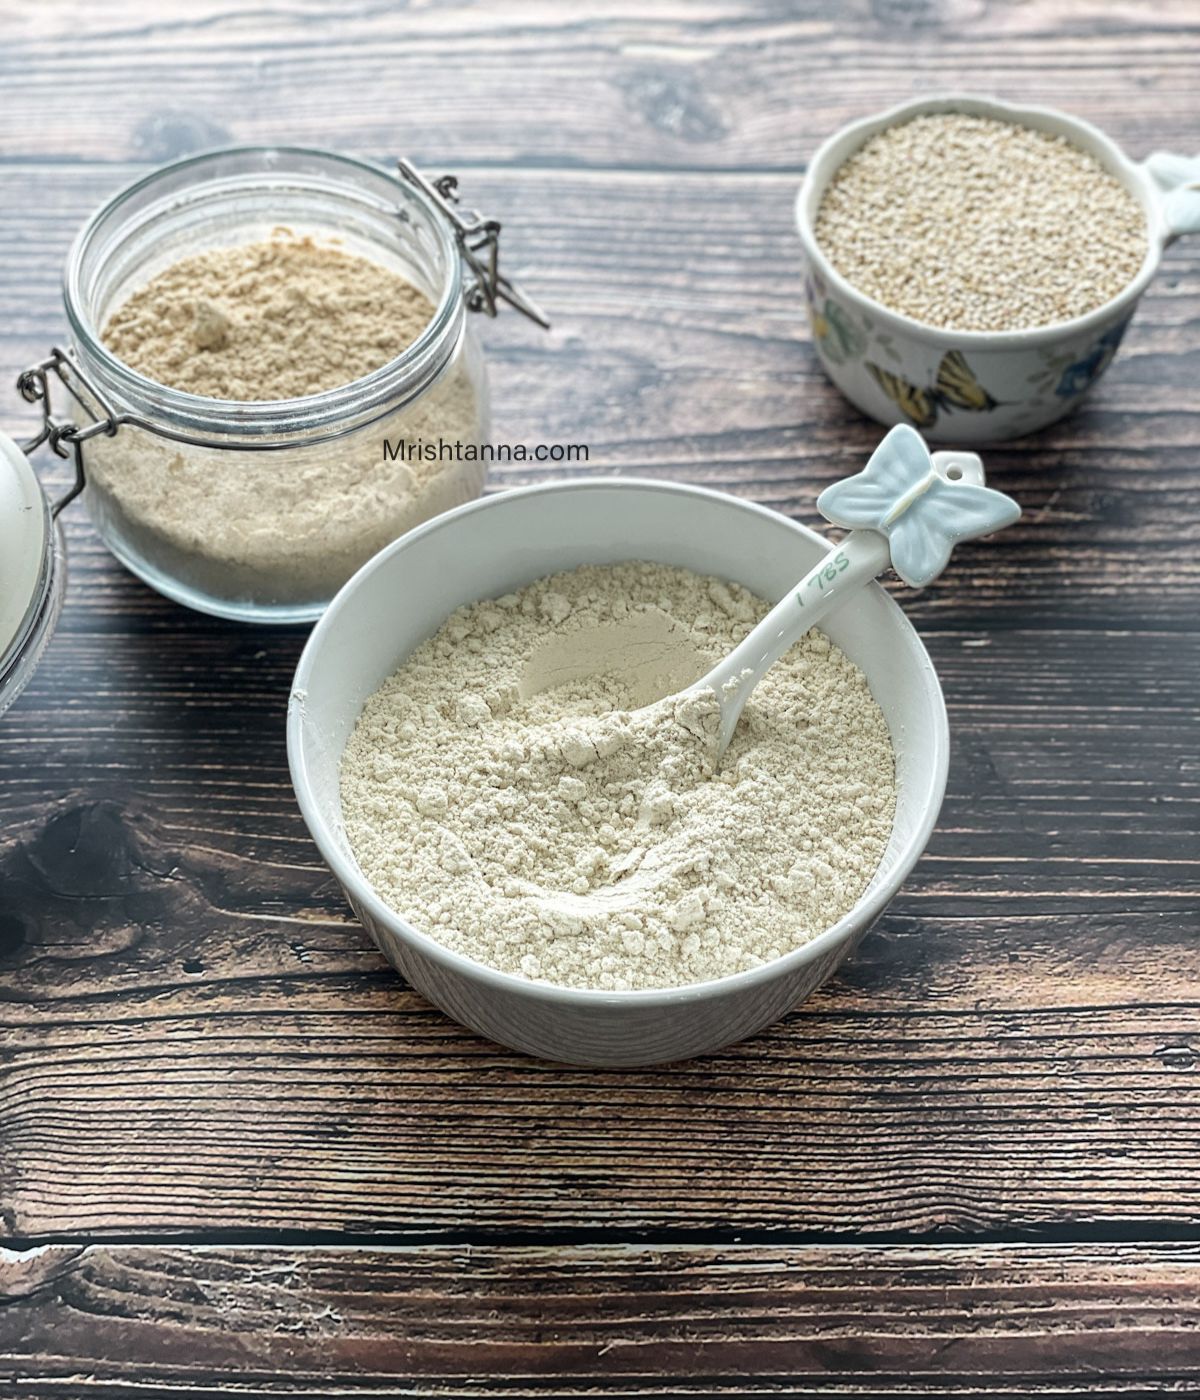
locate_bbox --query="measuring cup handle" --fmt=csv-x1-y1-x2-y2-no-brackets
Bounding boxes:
1142,151,1200,245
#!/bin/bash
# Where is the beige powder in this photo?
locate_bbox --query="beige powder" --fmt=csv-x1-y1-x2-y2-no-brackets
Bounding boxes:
103,231,434,400
340,562,897,992
90,230,484,609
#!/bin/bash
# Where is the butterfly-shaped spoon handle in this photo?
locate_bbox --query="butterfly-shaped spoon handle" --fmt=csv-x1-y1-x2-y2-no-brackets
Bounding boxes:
816,425,1021,588
697,425,1020,755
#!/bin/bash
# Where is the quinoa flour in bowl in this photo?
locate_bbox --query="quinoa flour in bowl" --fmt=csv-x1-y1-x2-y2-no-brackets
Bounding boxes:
289,480,950,1065
340,561,897,992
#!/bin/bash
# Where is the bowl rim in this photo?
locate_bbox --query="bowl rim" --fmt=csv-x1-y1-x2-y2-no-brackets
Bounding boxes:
288,477,951,1008
795,91,1163,348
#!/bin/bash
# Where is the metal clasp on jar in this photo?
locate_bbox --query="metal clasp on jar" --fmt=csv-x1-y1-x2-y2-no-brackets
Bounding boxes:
16,348,118,517
396,159,550,328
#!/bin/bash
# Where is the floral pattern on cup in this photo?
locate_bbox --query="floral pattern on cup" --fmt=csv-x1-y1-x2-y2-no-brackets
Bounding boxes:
1023,316,1132,402
1054,319,1130,397
804,273,867,365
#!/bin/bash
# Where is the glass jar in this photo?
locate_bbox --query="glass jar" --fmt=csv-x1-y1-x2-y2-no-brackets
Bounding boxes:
35,147,527,624
0,433,67,719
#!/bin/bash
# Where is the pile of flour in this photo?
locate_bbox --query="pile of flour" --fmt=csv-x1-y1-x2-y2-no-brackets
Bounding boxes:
340,562,897,992
91,229,483,607
103,231,435,400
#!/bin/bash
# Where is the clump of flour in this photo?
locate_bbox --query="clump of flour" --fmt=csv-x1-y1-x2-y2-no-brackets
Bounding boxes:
340,562,897,992
90,229,483,608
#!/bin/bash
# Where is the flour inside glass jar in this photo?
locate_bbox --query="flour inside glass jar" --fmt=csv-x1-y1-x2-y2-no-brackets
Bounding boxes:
92,228,483,605
340,561,897,992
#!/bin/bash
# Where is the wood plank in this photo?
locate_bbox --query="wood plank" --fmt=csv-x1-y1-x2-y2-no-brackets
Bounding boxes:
2,1003,1199,1240
1,1,1198,171
1,1242,1199,1396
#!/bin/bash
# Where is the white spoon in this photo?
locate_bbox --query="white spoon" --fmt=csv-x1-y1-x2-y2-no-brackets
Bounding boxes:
687,424,1022,757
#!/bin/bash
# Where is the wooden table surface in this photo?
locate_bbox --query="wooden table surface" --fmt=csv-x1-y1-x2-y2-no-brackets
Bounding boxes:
1,2,1198,1394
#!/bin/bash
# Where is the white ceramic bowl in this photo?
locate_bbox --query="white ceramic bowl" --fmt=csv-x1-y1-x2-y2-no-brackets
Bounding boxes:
287,480,949,1066
796,93,1200,442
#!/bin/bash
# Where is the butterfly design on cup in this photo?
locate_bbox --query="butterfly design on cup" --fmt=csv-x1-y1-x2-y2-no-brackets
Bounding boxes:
817,424,1021,588
865,350,997,431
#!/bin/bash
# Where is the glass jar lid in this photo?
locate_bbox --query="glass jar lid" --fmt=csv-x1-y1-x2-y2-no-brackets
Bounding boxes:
0,430,67,720
0,432,49,661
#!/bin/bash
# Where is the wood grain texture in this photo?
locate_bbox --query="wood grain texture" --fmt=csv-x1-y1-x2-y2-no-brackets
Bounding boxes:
2,1242,1200,1397
0,0,1199,1392
2,0,1199,171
